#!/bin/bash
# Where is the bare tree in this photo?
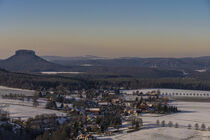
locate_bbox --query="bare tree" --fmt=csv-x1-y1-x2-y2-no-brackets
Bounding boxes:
188,124,192,129
168,121,173,127
175,123,179,128
33,95,39,107
161,120,165,127
201,123,206,131
208,126,210,131
195,123,199,130
156,120,160,126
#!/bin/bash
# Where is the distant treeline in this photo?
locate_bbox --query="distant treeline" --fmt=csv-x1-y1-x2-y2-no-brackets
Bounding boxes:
90,78,210,91
0,70,91,90
1,70,210,91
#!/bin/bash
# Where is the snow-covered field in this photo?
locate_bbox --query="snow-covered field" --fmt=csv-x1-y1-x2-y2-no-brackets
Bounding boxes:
41,71,83,75
100,101,210,140
139,101,210,128
101,128,210,140
3,104,65,120
0,86,65,120
195,69,207,73
0,86,35,96
0,98,65,120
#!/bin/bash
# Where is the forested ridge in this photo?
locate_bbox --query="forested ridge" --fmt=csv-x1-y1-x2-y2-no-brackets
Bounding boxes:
0,68,210,91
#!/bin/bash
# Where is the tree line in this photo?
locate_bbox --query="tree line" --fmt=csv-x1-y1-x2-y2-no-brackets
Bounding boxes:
2,69,210,91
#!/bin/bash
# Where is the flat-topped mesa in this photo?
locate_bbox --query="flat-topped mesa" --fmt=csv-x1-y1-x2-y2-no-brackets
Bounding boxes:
15,50,36,55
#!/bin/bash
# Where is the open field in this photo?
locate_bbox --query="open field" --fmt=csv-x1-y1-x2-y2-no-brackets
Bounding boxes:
0,85,64,120
141,101,210,126
0,98,65,120
0,86,59,120
0,86,35,96
101,128,210,140
100,101,210,140
41,71,83,75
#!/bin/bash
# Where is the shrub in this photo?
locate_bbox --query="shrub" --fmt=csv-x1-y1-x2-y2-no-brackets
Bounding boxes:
46,101,57,109
156,120,160,126
0,110,10,121
161,120,165,127
201,123,206,131
168,121,173,127
195,123,199,130
188,124,192,129
175,123,179,128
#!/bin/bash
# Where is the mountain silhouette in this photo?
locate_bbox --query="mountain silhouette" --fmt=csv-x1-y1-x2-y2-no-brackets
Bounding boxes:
0,50,70,72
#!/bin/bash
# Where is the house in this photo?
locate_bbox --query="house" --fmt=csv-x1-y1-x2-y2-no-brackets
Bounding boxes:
86,108,100,114
109,92,115,95
98,102,109,106
48,88,55,94
112,98,120,104
139,103,148,110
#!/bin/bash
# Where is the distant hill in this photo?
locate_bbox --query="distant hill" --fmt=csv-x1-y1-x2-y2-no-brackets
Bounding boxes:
3,50,210,79
45,56,210,71
0,50,70,72
71,66,184,78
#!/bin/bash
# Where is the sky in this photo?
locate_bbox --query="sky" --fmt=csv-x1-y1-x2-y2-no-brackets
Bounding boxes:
0,0,209,58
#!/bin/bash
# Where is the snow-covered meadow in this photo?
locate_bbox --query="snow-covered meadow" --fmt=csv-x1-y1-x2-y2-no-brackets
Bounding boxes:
0,98,65,120
0,86,35,96
102,127,210,140
0,86,65,120
41,71,83,75
137,101,210,127
100,101,210,140
100,88,210,140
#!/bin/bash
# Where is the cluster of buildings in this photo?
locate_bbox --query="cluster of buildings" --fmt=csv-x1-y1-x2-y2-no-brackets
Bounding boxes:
37,88,176,136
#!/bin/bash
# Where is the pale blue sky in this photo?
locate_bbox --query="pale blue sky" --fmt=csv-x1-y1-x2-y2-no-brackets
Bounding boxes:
0,0,209,58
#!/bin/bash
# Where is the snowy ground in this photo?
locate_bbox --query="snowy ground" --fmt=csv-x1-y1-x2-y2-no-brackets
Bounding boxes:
141,101,210,127
0,86,34,96
99,101,210,140
0,86,66,120
100,128,210,140
41,71,83,75
0,98,65,120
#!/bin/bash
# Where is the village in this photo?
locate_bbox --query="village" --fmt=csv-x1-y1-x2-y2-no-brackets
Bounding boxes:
0,86,180,140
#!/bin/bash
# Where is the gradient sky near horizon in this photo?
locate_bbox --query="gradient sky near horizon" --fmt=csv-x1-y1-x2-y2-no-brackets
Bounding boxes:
0,0,209,58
